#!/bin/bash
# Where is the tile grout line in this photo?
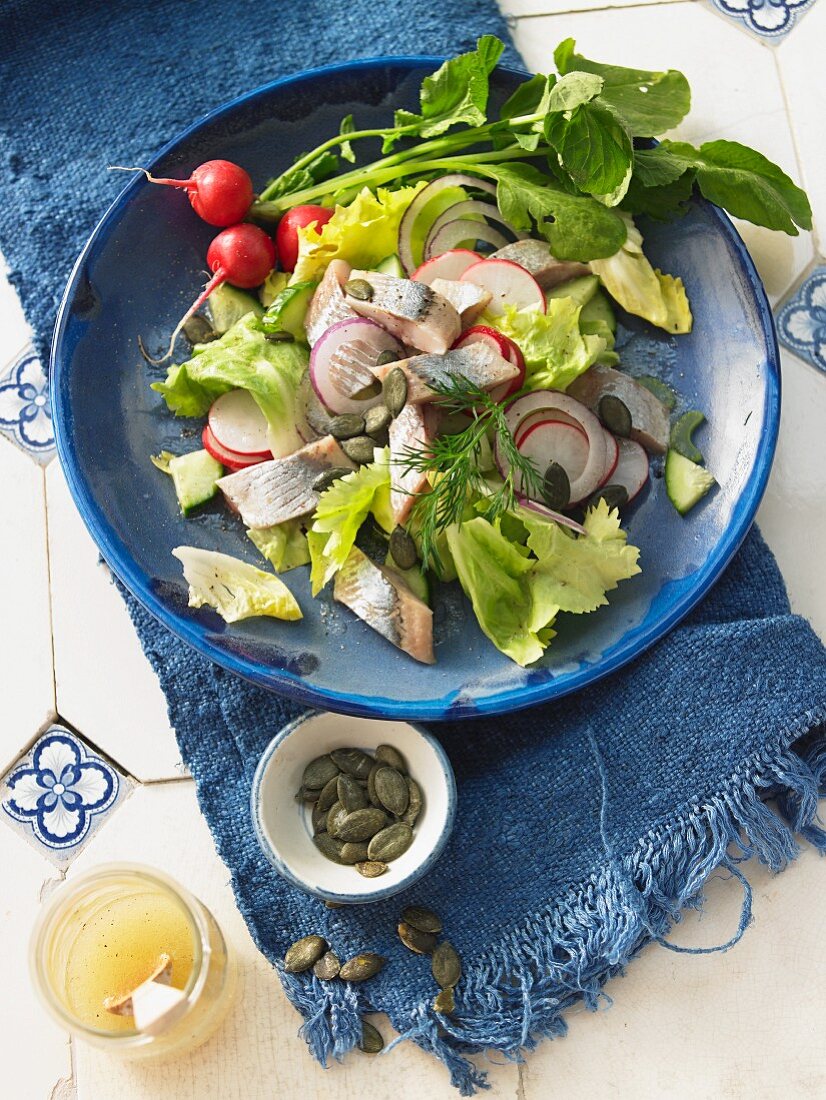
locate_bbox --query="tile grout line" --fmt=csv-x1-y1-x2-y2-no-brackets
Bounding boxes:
40,462,59,723
510,0,694,21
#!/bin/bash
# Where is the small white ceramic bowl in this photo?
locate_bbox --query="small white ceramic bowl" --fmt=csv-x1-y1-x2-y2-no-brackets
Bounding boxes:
251,711,456,904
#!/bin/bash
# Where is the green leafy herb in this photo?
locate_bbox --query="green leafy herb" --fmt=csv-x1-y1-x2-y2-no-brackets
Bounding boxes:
339,115,356,163
545,99,633,200
546,71,603,112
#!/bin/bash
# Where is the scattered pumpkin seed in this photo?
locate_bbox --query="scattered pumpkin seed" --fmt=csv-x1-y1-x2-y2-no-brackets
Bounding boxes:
303,755,340,790
336,807,389,843
375,348,400,367
340,840,370,864
588,484,628,512
340,434,376,465
350,378,383,401
389,525,418,570
432,941,461,989
264,330,295,343
401,778,423,827
367,822,413,862
331,747,375,780
401,905,442,935
541,460,571,511
340,953,386,982
344,278,374,301
375,744,407,772
359,1019,385,1053
183,314,216,345
375,766,409,816
398,921,437,955
364,403,391,438
312,466,352,494
382,367,408,417
317,773,341,812
366,763,382,807
313,832,346,864
328,413,366,441
356,860,388,878
284,934,328,973
598,394,632,437
337,773,368,812
326,801,348,839
433,987,455,1015
313,951,341,981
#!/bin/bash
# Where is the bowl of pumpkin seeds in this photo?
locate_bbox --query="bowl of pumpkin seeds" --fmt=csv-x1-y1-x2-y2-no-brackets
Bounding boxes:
251,711,456,903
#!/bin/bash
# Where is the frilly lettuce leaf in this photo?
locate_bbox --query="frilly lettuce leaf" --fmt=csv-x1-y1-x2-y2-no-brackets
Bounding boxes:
172,547,302,623
247,521,310,573
491,298,607,392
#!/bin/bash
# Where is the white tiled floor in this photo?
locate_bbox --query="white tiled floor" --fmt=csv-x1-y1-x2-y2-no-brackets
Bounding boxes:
2,3,826,1097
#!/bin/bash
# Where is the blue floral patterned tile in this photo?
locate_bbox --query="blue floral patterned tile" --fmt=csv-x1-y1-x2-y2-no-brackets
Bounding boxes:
709,0,819,39
0,344,54,462
776,265,826,375
1,726,131,867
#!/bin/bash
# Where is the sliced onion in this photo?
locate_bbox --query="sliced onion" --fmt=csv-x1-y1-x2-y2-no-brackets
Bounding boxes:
398,174,497,273
412,249,481,285
309,317,402,415
516,495,587,535
424,200,524,261
425,220,510,261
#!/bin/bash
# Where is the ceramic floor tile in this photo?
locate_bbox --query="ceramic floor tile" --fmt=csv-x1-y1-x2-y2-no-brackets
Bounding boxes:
1,723,131,869
511,1,813,303
46,461,184,782
777,0,826,247
0,343,55,462
0,433,55,772
776,265,826,374
0,250,33,370
706,0,819,42
66,781,520,1100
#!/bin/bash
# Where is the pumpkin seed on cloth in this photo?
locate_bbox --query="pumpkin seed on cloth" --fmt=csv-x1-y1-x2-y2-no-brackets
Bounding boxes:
284,935,328,974
313,951,341,981
432,941,462,989
398,921,437,955
375,766,409,816
401,905,442,935
432,987,456,1015
367,822,413,862
340,953,386,982
359,1019,384,1053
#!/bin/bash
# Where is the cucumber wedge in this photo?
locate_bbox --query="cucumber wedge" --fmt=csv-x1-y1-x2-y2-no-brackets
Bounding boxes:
665,449,715,515
260,280,317,342
152,449,222,516
670,409,706,464
545,274,600,308
374,253,406,278
208,284,264,334
580,287,617,335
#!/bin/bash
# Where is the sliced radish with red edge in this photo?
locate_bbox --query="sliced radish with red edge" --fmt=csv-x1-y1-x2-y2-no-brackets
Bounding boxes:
597,432,620,488
202,425,271,471
460,258,545,316
607,437,649,502
515,420,591,492
208,389,272,457
453,326,526,410
515,413,587,450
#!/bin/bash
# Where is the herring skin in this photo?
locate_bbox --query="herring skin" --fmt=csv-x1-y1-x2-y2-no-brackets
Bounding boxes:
372,343,519,404
344,270,461,353
305,259,357,346
488,239,590,290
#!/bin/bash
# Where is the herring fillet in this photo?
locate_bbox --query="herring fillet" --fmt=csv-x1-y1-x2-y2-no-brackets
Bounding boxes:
567,365,670,455
372,343,519,404
217,435,355,528
430,278,491,327
344,269,461,353
389,403,435,525
488,240,590,289
304,259,357,346
334,545,435,664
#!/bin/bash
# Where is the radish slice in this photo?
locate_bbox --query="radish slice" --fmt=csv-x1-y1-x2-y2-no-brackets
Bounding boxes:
426,220,510,259
310,317,403,415
208,390,271,457
516,420,591,491
201,425,271,471
503,391,607,504
398,174,497,273
516,496,588,535
598,432,620,488
412,249,481,285
515,413,587,449
461,258,545,315
608,437,649,502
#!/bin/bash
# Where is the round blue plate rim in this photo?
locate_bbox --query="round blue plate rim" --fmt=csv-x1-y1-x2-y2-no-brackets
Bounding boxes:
50,55,781,722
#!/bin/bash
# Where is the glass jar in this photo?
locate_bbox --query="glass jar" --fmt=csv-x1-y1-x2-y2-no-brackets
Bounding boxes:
30,863,237,1060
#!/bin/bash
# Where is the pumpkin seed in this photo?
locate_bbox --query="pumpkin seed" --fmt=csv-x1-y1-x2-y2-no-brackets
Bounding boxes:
328,413,365,441
356,860,388,878
432,941,461,989
364,403,391,438
367,822,413,862
382,367,408,417
350,378,383,401
295,785,322,803
366,764,382,807
344,278,374,301
397,921,437,955
433,987,455,1015
324,900,345,909
284,934,328,973
313,832,346,864
302,755,340,790
183,314,216,345
340,953,386,982
336,807,389,843
375,766,409,816
375,744,407,773
375,349,399,368
312,466,352,494
598,394,632,437
588,484,628,512
264,330,295,343
331,747,374,780
313,951,341,981
340,840,370,864
541,460,570,511
389,525,418,570
401,778,423,827
326,801,348,839
317,774,341,812
311,801,328,834
337,773,368,812
359,1019,384,1053
340,434,376,465
400,905,442,935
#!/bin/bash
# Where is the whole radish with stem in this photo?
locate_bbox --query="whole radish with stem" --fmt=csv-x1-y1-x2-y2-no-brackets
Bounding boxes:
111,160,254,226
140,223,276,364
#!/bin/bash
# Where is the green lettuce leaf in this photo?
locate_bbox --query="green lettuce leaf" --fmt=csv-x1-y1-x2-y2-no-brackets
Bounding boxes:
308,450,391,595
491,299,607,391
291,184,427,283
151,314,308,458
247,521,310,573
171,547,302,623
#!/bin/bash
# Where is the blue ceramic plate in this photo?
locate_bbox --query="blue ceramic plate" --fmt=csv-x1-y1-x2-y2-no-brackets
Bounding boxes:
51,58,780,721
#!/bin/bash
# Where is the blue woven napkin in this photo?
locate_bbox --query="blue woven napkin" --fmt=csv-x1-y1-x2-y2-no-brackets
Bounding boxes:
3,2,826,1092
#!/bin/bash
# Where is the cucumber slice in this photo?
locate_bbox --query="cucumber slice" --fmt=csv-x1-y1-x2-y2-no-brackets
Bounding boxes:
151,449,222,516
545,274,600,308
670,409,706,464
208,285,264,335
665,450,715,515
260,280,317,342
580,288,617,334
636,375,677,411
374,253,406,278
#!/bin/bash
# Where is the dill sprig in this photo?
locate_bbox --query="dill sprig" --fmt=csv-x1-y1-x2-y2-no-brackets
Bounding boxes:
400,375,543,569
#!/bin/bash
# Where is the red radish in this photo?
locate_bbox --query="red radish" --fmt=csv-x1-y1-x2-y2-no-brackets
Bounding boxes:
208,390,272,458
113,160,254,226
412,249,481,285
141,223,276,364
516,420,591,491
607,437,649,501
597,431,620,488
277,205,334,272
460,258,545,316
310,317,403,415
515,413,587,449
516,496,587,535
202,425,271,471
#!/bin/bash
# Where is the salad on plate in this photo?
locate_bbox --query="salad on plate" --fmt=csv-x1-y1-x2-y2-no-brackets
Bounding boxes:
140,37,810,666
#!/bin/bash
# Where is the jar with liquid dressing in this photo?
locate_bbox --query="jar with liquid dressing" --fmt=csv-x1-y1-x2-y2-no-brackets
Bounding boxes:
30,864,237,1059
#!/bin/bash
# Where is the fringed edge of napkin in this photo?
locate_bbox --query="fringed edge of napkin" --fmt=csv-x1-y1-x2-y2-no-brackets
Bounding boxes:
278,717,826,1095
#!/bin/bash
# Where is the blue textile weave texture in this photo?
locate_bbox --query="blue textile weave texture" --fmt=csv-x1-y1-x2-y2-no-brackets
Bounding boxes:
2,2,826,1092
